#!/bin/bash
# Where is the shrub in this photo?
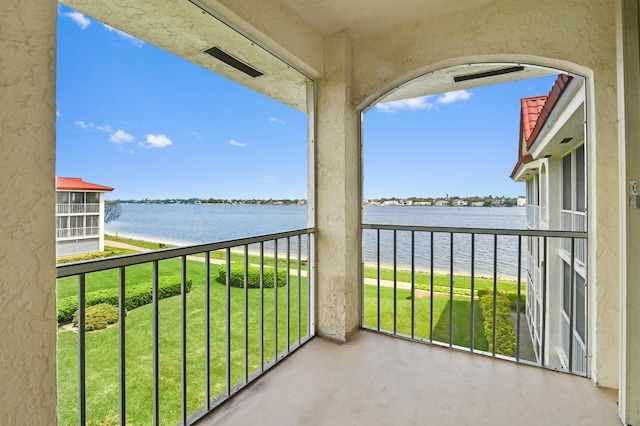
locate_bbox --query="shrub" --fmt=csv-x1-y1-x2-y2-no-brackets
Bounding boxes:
56,247,134,264
72,303,119,331
478,291,516,357
57,276,192,323
217,263,288,288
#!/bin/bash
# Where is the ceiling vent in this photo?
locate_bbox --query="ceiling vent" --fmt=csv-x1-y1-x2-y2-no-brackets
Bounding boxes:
453,66,525,83
560,137,573,144
204,47,263,78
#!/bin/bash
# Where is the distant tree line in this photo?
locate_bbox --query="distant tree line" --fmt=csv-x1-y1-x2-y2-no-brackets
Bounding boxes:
113,198,307,205
367,195,523,207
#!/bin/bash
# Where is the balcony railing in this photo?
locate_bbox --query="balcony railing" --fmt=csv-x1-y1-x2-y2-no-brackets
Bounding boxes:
361,224,588,376
57,226,100,238
56,228,314,425
57,203,100,214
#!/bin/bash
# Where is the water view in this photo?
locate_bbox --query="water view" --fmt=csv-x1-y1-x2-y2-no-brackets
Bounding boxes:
106,203,526,278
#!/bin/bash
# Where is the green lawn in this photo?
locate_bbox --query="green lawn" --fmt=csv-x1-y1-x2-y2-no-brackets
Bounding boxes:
57,237,515,424
363,285,488,351
57,270,309,425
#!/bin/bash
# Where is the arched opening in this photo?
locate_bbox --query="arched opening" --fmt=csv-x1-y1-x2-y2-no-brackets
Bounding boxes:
361,62,588,376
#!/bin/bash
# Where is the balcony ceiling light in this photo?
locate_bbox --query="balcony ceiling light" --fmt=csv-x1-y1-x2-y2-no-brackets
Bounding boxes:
204,46,263,78
453,66,525,83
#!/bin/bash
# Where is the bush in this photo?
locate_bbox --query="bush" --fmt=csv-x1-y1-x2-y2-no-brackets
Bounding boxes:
72,304,120,331
478,291,516,357
56,247,134,264
217,263,288,288
57,276,192,323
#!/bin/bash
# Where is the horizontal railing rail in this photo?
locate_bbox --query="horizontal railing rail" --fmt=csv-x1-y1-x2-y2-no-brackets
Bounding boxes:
361,223,588,378
56,228,315,425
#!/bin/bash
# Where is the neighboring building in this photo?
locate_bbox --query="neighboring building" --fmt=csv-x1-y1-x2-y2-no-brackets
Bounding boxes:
451,199,468,206
56,177,114,257
471,201,484,207
517,196,526,207
510,75,587,374
434,200,448,206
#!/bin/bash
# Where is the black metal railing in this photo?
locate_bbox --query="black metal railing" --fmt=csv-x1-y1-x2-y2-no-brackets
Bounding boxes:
57,228,314,425
361,224,588,377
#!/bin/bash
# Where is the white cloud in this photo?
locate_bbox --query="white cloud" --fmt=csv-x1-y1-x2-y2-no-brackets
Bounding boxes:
436,90,473,105
75,120,94,130
64,11,91,30
103,24,145,47
56,110,61,117
96,124,114,132
190,131,203,140
110,129,135,144
144,134,172,148
229,139,247,147
376,96,434,113
269,116,285,125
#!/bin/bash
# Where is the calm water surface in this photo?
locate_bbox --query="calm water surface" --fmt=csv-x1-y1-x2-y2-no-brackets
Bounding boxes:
106,204,526,278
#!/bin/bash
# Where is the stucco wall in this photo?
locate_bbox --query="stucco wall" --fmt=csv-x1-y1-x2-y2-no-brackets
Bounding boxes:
0,0,58,423
315,33,362,341
351,0,620,389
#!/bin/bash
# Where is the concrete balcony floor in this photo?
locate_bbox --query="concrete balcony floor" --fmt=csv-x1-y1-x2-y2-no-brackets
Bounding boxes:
198,331,620,426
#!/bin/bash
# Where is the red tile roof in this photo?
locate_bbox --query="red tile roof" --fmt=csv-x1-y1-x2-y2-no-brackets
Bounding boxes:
56,177,114,192
521,96,548,142
511,74,573,179
526,74,571,149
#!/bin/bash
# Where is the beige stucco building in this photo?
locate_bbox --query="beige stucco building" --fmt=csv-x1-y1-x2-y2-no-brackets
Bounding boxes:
1,0,639,424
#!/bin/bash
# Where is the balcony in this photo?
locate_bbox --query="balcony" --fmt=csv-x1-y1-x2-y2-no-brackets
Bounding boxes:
57,203,100,215
56,226,611,425
199,331,618,425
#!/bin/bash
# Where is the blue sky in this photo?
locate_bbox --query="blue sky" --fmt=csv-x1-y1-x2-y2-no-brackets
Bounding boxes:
57,5,557,201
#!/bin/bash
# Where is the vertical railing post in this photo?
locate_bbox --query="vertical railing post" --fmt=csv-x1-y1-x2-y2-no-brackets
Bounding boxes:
516,236,522,362
152,261,159,426
429,232,434,342
541,236,548,367
118,267,127,425
225,248,231,396
393,230,397,335
470,233,475,352
449,232,454,348
411,231,415,339
180,255,187,426
78,273,86,426
377,229,381,331
244,245,249,384
492,234,498,357
569,238,575,373
204,252,211,410
260,242,265,372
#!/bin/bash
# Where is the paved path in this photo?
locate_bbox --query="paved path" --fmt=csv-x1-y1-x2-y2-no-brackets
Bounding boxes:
105,240,439,292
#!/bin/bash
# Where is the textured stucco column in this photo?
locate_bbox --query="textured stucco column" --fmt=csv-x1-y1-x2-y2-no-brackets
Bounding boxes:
314,32,362,342
617,0,640,423
0,1,58,424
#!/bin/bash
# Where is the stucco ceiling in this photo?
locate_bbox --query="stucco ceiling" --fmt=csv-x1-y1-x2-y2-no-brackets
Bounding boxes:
276,0,496,38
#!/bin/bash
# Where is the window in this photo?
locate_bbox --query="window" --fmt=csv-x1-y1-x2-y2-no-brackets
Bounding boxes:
86,192,99,203
57,192,69,204
71,192,85,204
576,274,586,340
563,261,571,315
562,154,572,210
56,216,68,230
576,144,586,212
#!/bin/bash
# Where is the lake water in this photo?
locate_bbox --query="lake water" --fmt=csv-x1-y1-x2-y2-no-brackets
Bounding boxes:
106,204,526,278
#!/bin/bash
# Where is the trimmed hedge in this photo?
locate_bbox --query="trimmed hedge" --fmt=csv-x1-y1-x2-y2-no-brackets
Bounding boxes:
217,263,288,289
72,303,120,331
57,276,192,323
478,290,516,357
56,247,134,264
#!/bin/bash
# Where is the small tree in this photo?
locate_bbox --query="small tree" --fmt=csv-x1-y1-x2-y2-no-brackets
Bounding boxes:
104,200,122,223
